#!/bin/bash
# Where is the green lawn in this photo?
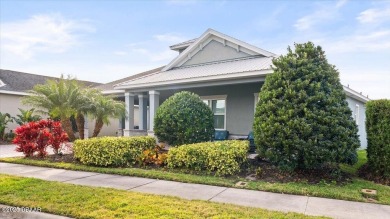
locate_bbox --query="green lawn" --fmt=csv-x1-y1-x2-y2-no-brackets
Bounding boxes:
2,150,390,205
0,174,321,219
340,150,367,175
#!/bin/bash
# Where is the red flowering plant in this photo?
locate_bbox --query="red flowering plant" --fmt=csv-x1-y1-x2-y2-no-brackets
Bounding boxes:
13,119,68,158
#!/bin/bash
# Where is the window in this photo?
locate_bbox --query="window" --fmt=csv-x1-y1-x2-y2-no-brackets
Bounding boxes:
355,104,360,125
201,95,226,130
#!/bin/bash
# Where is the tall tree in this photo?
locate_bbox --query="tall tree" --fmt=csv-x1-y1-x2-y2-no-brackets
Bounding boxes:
22,76,82,141
253,42,360,171
89,94,126,137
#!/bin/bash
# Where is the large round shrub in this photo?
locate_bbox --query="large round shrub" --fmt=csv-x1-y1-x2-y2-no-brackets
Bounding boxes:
253,42,360,171
154,91,214,146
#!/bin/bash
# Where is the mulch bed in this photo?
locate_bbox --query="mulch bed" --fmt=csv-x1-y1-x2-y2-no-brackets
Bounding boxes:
245,158,352,185
26,153,352,185
358,164,390,186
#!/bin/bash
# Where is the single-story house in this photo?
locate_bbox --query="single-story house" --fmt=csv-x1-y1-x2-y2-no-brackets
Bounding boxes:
0,70,132,137
101,29,369,148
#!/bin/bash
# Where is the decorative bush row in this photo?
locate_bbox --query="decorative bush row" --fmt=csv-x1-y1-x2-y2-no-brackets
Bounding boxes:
74,136,156,166
366,99,390,177
167,140,248,176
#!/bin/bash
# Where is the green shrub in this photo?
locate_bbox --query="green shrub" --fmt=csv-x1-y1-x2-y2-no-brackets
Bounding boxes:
74,136,155,166
154,91,214,146
253,42,360,171
167,140,248,176
366,99,390,177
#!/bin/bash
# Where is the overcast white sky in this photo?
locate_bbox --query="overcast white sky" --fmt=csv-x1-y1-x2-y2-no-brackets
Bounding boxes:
1,0,389,99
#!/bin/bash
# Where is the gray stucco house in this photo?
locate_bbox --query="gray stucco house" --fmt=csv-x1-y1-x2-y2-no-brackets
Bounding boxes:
101,29,370,148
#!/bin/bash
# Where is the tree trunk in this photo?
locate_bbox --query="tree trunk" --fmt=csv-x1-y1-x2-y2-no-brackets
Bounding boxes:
61,117,76,142
92,119,104,137
76,113,85,140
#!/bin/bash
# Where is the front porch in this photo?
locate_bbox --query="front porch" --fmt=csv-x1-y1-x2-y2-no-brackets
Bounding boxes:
118,82,265,138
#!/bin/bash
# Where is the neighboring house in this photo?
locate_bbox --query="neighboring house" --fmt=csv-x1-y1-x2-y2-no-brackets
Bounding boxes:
101,29,369,148
0,70,125,137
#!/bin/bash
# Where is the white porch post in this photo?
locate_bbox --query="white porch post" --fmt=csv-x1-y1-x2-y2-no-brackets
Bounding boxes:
124,92,135,136
148,90,159,136
138,94,148,130
84,116,89,139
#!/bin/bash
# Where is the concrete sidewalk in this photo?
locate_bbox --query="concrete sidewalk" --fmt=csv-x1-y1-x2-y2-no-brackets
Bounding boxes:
1,162,389,219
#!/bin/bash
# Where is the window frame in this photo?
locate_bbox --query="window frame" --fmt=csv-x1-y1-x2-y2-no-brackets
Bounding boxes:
355,104,360,125
201,95,227,130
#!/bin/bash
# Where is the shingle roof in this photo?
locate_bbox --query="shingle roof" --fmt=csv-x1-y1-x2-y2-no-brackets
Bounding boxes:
0,69,101,92
96,66,165,91
116,56,273,88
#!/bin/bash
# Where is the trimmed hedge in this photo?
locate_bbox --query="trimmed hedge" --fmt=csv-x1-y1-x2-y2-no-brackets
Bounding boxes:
167,140,248,176
74,136,155,166
366,99,390,177
154,91,214,146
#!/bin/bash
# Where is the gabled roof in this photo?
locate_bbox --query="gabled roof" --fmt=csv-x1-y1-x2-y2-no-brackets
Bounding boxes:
162,28,277,71
0,69,101,94
96,66,164,93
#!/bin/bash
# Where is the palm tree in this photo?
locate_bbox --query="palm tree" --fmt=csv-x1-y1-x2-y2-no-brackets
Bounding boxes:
89,94,126,137
13,108,42,125
0,112,13,140
22,76,82,141
71,87,100,139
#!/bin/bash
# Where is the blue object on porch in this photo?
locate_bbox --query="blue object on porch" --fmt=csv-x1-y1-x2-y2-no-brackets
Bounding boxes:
214,130,229,141
248,131,256,152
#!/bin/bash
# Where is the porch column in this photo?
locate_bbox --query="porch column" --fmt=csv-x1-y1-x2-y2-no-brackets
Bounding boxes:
148,90,159,135
84,116,89,139
124,92,135,136
138,94,148,130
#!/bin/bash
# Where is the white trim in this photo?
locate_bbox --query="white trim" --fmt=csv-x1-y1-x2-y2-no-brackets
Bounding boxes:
200,95,227,100
201,95,227,130
0,90,30,96
343,86,370,103
149,90,160,95
115,69,272,90
162,28,276,71
0,80,5,87
102,89,125,94
125,92,135,97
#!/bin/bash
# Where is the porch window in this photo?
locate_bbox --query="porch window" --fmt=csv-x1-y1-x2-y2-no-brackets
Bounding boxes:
201,96,226,130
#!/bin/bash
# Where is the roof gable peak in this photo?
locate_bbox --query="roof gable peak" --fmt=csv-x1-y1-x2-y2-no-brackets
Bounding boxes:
162,28,276,71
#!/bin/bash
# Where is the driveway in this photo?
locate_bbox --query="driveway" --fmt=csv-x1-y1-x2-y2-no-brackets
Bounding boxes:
0,144,23,158
0,144,71,158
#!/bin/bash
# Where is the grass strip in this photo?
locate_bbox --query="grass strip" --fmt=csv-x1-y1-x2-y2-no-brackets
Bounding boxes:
0,174,322,219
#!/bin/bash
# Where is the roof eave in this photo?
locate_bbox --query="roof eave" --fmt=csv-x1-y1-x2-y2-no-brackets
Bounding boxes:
114,69,272,91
